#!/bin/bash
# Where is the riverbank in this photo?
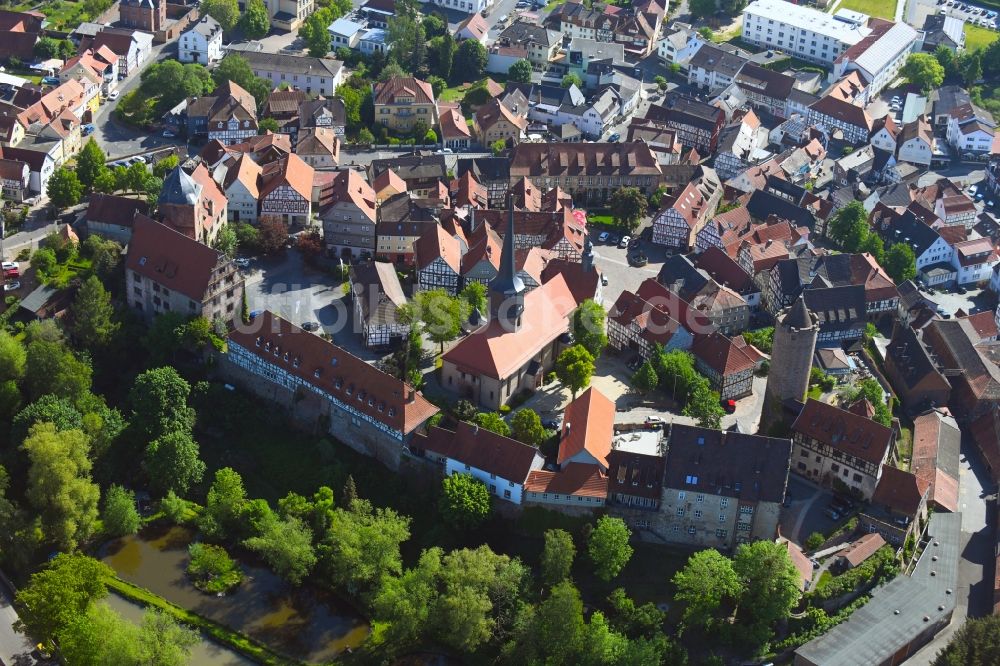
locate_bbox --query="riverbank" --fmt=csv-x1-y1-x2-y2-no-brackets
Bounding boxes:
100,524,369,664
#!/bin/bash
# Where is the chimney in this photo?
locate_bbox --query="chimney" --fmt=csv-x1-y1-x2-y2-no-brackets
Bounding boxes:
407,388,415,403
563,422,570,439
472,423,480,435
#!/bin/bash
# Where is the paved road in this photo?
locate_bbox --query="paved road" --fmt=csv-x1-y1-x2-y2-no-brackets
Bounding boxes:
0,582,37,666
91,41,188,159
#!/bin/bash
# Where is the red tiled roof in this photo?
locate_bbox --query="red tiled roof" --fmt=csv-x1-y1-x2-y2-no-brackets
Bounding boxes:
792,399,893,466
442,275,576,380
557,387,615,467
911,410,960,513
691,331,756,377
782,539,813,589
125,215,223,301
959,311,999,342
260,153,314,201
524,463,608,497
228,310,438,435
374,76,435,105
328,168,376,223
414,223,461,272
841,532,886,567
872,466,929,516
420,421,541,482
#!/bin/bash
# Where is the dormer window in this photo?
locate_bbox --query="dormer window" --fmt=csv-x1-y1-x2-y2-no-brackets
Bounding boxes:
314,368,321,378
335,378,343,389
346,385,353,396
283,352,289,361
388,407,396,417
293,357,300,368
273,346,279,356
255,337,262,347
264,341,271,351
377,403,384,412
368,397,375,406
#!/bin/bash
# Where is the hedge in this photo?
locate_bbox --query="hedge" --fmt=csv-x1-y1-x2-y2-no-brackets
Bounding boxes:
105,576,302,666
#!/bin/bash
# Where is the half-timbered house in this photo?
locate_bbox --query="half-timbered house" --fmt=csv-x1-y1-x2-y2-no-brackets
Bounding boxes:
350,261,410,348
259,154,314,227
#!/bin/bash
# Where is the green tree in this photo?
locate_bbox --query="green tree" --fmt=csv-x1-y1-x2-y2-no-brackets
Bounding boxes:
22,423,100,550
685,382,725,430
414,289,468,354
34,36,63,59
22,322,89,401
555,344,595,399
212,54,270,106
440,472,491,529
319,498,410,599
562,73,583,89
653,75,667,90
934,44,960,80
257,218,289,254
144,431,206,496
632,360,659,393
885,242,917,284
240,0,270,38
960,51,982,87
805,532,825,550
136,608,200,665
609,187,647,232
426,74,446,98
30,246,57,278
257,116,280,134
199,467,247,540
244,513,317,585
200,0,239,30
47,167,84,209
540,528,575,586
75,138,107,192
491,138,507,156
153,154,180,179
933,614,1000,666
902,53,945,93
433,33,457,81
453,39,488,83
459,280,488,314
303,11,332,57
187,542,243,593
672,548,741,631
69,275,118,350
845,377,892,427
742,327,773,353
472,410,511,436
15,553,113,643
12,395,84,444
571,299,607,357
588,516,633,582
511,580,587,662
58,601,143,665
509,59,533,83
214,223,239,259
689,0,716,18
511,408,548,447
858,231,885,264
129,367,195,442
0,330,25,421
733,540,801,634
101,484,140,537
387,0,425,73
372,547,441,648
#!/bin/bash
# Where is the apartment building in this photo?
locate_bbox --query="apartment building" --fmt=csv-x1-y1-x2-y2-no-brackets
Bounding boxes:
742,0,872,66
832,20,917,99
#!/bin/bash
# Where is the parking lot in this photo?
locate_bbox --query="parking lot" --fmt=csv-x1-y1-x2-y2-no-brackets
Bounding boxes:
935,0,999,28
778,475,849,546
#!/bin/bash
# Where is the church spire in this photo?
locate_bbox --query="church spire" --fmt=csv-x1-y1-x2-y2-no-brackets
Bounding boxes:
489,194,525,331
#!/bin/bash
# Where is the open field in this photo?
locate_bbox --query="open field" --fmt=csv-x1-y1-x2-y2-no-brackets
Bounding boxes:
831,0,897,19
965,23,1000,51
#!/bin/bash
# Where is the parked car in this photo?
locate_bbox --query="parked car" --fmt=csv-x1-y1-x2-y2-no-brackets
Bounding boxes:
162,129,176,138
618,235,631,248
301,321,320,331
82,123,95,136
543,418,561,429
608,132,621,142
3,280,20,291
598,231,609,242
2,261,19,277
645,415,664,425
108,90,120,101
608,233,620,245
234,258,251,268
721,398,736,413
957,286,968,294
824,508,841,520
41,76,60,85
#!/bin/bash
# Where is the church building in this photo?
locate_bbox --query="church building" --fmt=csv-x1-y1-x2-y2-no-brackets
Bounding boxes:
440,198,577,409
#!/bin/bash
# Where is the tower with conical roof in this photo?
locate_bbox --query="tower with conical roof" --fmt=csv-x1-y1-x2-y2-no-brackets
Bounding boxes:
761,294,818,432
490,195,526,332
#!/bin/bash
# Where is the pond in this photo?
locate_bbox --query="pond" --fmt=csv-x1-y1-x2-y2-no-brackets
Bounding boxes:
100,524,370,664
104,593,257,666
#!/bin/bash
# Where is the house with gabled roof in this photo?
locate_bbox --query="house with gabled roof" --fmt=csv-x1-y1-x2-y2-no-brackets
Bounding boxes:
651,167,722,250
419,421,544,505
658,423,792,549
83,193,150,243
126,215,243,324
691,332,762,399
158,163,227,244
910,408,960,513
807,94,873,145
860,465,930,545
373,76,438,134
607,277,711,358
884,324,953,414
349,261,409,348
227,310,439,469
321,168,376,259
791,398,895,499
184,80,258,145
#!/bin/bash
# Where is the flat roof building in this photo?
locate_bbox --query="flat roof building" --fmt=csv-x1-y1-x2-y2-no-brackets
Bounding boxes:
742,0,872,66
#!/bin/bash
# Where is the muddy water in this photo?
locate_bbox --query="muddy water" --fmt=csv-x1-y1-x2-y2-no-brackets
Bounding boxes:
100,524,370,664
104,593,257,666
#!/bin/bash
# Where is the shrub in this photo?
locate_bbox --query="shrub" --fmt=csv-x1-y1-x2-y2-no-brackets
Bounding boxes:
187,543,243,594
805,532,825,551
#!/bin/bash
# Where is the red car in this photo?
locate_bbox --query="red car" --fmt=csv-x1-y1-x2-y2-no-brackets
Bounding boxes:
2,261,19,278
721,399,736,413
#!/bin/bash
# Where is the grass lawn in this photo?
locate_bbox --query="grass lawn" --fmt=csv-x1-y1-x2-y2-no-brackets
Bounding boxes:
40,0,90,30
814,570,832,593
807,386,823,400
830,0,896,19
965,23,1000,51
439,84,469,103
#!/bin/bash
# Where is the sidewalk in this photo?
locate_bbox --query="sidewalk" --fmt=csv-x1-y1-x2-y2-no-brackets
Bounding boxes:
0,569,36,665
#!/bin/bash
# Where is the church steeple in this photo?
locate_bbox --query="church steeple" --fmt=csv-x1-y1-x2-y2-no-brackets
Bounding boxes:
490,194,525,332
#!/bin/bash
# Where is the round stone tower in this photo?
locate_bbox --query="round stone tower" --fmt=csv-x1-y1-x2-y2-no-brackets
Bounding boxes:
761,295,818,432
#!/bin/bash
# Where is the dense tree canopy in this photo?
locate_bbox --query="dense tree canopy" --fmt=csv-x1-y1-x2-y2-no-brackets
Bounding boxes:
672,548,741,631
588,516,633,582
129,367,195,442
556,344,595,399
933,615,1000,665
15,554,113,643
244,513,317,585
903,53,945,93
540,528,575,587
101,484,140,537
572,300,607,358
609,187,648,232
440,473,491,529
511,408,548,447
